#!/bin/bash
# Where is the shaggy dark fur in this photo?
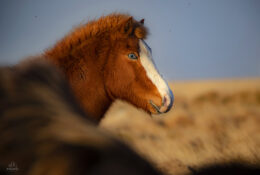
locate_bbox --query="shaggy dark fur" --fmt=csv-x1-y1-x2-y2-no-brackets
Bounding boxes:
188,162,260,175
0,58,162,175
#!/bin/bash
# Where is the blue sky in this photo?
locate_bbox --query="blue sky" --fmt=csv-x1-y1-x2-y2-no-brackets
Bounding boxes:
0,0,260,80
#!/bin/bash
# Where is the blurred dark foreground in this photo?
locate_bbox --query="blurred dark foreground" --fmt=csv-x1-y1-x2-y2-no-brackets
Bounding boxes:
0,58,162,175
0,57,259,175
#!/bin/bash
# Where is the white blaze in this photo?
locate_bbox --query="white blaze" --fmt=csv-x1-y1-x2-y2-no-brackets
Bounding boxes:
139,39,172,103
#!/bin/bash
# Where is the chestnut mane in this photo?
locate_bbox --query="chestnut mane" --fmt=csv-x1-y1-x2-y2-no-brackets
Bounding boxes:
46,13,148,61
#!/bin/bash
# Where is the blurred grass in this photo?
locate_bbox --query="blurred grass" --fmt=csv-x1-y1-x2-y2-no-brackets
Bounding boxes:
101,79,260,175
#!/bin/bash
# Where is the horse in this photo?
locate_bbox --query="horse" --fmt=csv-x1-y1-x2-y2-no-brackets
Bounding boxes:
44,13,174,122
0,57,163,175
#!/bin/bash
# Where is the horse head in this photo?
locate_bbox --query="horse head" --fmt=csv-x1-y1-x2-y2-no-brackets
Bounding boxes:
45,14,174,121
104,17,174,114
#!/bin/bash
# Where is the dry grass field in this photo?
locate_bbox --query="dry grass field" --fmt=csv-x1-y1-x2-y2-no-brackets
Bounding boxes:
100,79,260,175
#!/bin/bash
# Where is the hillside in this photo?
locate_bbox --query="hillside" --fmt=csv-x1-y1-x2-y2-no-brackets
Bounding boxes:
101,79,260,175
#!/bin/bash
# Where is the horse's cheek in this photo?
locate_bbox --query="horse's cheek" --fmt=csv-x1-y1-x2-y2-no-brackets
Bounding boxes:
110,61,134,99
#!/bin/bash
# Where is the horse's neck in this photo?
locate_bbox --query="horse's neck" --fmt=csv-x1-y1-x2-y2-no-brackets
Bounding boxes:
45,45,112,122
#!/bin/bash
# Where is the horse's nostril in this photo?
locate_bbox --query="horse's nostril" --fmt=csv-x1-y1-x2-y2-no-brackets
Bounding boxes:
162,95,170,107
162,96,167,106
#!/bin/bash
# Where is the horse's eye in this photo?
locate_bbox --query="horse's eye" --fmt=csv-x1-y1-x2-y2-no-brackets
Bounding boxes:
128,53,138,60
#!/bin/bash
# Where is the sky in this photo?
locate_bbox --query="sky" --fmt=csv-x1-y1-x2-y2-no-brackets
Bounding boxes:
0,0,260,80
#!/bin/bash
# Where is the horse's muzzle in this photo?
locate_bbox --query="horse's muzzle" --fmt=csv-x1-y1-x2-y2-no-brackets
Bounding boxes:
149,90,174,114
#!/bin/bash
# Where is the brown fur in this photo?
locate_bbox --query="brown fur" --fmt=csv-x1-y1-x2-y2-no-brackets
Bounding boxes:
45,13,162,122
0,58,163,175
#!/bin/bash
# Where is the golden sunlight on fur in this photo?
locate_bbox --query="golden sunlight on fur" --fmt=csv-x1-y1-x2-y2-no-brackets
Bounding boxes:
45,13,172,122
101,79,260,175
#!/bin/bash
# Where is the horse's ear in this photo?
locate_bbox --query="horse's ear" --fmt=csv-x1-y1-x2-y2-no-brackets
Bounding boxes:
121,17,133,34
140,19,144,24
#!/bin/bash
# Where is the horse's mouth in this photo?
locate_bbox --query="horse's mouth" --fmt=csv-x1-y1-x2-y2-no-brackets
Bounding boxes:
149,100,162,114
